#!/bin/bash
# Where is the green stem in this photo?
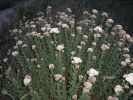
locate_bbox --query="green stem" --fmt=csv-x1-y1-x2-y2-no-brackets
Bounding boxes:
20,92,29,100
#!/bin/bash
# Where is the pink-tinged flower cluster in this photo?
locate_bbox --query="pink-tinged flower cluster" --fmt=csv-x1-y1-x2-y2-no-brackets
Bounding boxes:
23,75,32,86
123,73,133,85
83,82,92,93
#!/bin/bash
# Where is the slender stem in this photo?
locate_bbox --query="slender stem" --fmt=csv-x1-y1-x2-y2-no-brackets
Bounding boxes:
20,92,29,100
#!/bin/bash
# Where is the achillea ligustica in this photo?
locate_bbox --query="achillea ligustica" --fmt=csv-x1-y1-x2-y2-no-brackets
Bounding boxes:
2,6,133,100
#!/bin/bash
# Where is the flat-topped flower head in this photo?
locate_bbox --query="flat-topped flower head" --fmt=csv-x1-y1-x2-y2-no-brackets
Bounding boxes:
115,25,123,30
83,11,89,15
72,94,77,100
114,85,123,96
54,74,62,81
22,44,28,48
46,6,52,13
102,12,108,17
32,45,36,50
84,82,92,89
31,24,36,28
37,64,41,68
12,51,19,57
94,26,103,33
78,75,84,81
13,45,18,49
80,41,86,46
71,57,82,64
46,6,52,10
23,75,32,86
41,27,46,31
56,44,64,52
71,51,76,55
61,23,69,29
123,54,130,59
71,34,76,37
66,8,72,13
101,44,110,51
87,48,93,53
83,81,92,93
92,9,98,14
36,33,41,37
83,35,88,39
87,68,99,77
3,58,8,63
106,19,114,24
30,58,37,62
16,40,23,46
125,58,131,64
48,64,55,69
92,42,97,46
123,47,129,52
50,28,60,34
123,73,133,85
77,45,82,50
76,26,82,31
120,61,126,67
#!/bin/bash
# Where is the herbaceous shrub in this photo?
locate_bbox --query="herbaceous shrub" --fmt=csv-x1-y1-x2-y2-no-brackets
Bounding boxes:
1,6,133,100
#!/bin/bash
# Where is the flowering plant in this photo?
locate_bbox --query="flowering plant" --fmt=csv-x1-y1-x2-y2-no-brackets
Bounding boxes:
1,6,133,100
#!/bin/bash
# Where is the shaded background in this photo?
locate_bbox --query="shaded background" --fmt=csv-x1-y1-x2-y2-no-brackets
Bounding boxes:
0,0,26,10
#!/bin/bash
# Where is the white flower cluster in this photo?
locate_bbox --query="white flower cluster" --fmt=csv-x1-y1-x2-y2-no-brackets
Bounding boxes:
54,74,65,82
100,44,110,51
83,82,92,93
50,28,60,34
48,64,55,69
87,68,99,77
23,75,32,86
94,26,103,33
56,44,64,52
114,85,123,96
123,73,133,85
71,57,82,64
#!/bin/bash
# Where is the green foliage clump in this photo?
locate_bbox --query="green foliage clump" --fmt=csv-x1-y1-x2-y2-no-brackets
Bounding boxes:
1,7,133,100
